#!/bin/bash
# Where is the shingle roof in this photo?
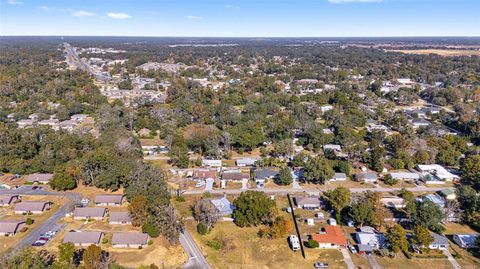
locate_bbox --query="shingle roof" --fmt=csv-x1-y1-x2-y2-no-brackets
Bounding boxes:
221,172,250,181
14,201,49,212
0,219,25,233
109,212,132,222
64,231,103,244
0,195,18,205
112,232,149,245
94,194,124,204
311,225,347,246
431,233,449,246
26,173,53,183
73,207,107,218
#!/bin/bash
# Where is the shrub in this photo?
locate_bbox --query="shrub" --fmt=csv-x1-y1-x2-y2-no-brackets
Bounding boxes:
206,239,223,250
197,223,208,235
176,196,186,202
147,240,153,245
102,238,109,244
305,239,319,248
142,223,160,238
25,218,34,225
383,174,398,186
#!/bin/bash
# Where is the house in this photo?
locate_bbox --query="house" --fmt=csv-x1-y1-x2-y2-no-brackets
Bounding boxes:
112,232,149,248
311,225,347,249
329,173,347,182
70,114,88,122
17,119,36,129
323,144,342,152
320,105,334,113
417,164,459,182
0,220,26,236
14,201,51,214
109,211,132,225
421,194,446,208
380,197,405,209
63,231,104,247
0,195,20,206
355,172,378,183
389,172,420,181
236,158,258,167
221,171,250,181
202,159,222,168
59,120,78,132
94,194,124,206
411,118,431,128
253,168,279,184
438,189,456,200
38,119,59,130
210,196,235,216
355,232,386,252
26,173,53,184
322,128,334,134
428,233,450,250
73,207,107,220
192,169,217,180
452,234,478,249
294,196,321,210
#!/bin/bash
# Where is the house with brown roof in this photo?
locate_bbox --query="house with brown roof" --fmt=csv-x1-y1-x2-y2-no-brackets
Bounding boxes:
109,211,132,225
311,225,348,249
294,196,321,210
221,171,250,181
73,207,107,220
94,194,124,206
26,173,53,184
0,219,26,236
63,231,104,246
0,195,20,206
14,201,51,214
112,232,149,248
192,169,217,180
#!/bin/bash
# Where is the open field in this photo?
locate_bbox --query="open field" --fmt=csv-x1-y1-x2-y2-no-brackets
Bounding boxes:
186,220,348,269
386,49,480,57
376,252,453,269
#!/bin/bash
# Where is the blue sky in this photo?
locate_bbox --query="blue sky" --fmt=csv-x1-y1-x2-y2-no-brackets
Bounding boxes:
1,0,479,37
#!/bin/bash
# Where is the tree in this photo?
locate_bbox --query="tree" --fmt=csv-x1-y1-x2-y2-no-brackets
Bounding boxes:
349,200,375,227
305,239,319,248
50,165,77,191
259,216,293,239
383,174,398,186
399,189,417,218
411,225,434,248
323,187,351,223
233,191,276,227
303,157,334,184
82,245,105,269
461,155,480,189
197,222,208,235
275,168,293,185
1,247,50,269
192,198,220,232
128,196,149,227
386,224,409,253
412,200,446,233
142,223,160,238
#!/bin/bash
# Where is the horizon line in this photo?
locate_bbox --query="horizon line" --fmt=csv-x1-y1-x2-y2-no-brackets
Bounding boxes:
1,35,480,39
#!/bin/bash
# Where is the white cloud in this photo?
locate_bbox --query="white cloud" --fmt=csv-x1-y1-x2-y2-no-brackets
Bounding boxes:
72,10,95,17
225,5,240,9
187,15,203,20
39,6,50,11
328,0,383,3
7,0,23,5
107,12,132,19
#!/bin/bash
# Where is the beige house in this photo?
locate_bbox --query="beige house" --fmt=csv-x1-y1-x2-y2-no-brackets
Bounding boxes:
112,232,149,248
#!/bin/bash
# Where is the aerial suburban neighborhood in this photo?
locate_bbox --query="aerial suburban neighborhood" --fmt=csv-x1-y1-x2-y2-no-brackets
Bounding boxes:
1,0,480,268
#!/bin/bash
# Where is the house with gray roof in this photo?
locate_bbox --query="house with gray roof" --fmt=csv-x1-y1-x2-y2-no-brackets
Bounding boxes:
389,172,420,181
109,211,132,225
26,173,53,184
0,195,20,206
112,232,149,248
210,196,235,216
355,172,378,183
73,207,107,220
294,196,321,210
428,233,449,250
329,173,347,182
253,168,279,184
236,158,259,167
94,194,124,206
63,231,104,246
0,219,26,236
14,201,51,214
453,234,478,249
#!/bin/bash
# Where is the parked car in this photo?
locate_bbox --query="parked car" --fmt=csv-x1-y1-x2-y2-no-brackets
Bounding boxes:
39,237,49,241
32,239,47,246
314,262,329,268
348,244,357,254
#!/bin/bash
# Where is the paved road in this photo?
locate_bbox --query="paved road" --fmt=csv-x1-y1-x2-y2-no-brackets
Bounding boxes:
180,230,212,269
340,248,355,269
183,185,448,195
443,249,462,269
64,42,111,82
0,188,81,252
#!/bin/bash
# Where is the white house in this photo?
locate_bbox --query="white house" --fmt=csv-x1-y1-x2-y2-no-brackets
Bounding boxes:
202,159,222,168
417,164,459,182
453,234,478,249
329,173,347,182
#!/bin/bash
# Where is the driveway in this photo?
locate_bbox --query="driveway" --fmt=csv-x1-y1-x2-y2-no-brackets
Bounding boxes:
443,249,462,269
366,253,382,269
340,248,356,269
